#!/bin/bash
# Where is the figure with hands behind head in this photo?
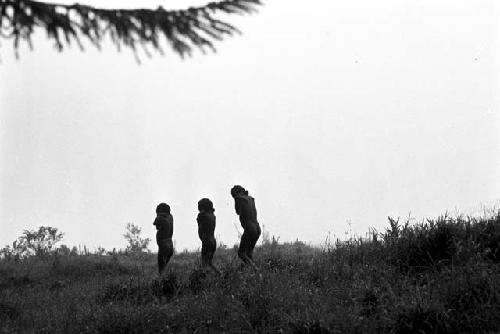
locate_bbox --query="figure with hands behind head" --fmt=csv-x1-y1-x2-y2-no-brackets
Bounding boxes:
153,203,174,276
231,185,261,269
197,198,221,275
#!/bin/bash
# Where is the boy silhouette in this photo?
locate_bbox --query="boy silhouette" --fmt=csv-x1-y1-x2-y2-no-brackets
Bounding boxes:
197,198,221,274
153,203,173,275
231,185,261,269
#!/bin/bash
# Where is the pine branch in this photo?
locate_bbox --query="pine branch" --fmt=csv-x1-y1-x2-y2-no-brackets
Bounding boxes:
0,0,262,58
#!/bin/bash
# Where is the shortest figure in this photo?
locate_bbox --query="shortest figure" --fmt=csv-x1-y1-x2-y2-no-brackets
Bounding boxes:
197,198,221,275
154,203,174,275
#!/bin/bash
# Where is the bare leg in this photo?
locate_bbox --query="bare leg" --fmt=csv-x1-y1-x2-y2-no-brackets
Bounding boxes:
238,238,250,265
240,228,260,270
158,253,166,275
238,249,257,270
207,250,222,275
201,252,221,275
239,231,255,268
201,239,220,275
158,239,173,276
247,236,259,268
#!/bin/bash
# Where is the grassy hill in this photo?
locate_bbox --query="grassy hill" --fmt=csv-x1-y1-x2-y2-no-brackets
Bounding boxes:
1,212,500,333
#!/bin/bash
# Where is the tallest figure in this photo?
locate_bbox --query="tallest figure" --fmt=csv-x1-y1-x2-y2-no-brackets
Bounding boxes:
231,185,262,269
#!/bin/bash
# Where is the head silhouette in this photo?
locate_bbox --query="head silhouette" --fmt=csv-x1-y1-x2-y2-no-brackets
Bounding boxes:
231,185,248,198
156,203,170,215
198,198,215,213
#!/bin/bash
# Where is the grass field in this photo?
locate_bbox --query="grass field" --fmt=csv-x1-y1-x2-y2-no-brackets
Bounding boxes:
1,212,500,333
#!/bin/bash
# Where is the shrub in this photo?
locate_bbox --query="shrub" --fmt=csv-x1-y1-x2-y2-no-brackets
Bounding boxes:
473,214,500,262
2,226,64,258
123,223,151,254
382,214,500,272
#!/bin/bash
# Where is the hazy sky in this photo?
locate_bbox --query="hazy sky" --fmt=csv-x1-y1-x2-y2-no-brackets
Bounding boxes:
1,0,499,251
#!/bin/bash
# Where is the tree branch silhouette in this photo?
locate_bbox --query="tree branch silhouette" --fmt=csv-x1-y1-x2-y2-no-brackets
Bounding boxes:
0,0,262,58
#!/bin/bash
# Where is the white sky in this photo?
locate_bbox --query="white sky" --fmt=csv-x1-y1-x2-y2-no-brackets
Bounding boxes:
1,0,499,251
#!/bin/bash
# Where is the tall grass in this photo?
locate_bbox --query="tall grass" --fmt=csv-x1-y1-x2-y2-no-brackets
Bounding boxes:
1,211,499,333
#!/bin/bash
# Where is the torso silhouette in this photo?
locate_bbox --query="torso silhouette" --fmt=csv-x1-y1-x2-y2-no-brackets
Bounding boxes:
197,211,216,242
154,213,173,242
235,195,259,230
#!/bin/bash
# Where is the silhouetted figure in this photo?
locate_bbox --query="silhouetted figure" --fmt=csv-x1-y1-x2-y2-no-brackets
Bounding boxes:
197,198,221,275
231,185,261,269
153,203,173,275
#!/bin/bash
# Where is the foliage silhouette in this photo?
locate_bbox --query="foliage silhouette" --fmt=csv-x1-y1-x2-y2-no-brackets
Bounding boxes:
0,0,262,58
123,222,150,253
0,226,64,258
